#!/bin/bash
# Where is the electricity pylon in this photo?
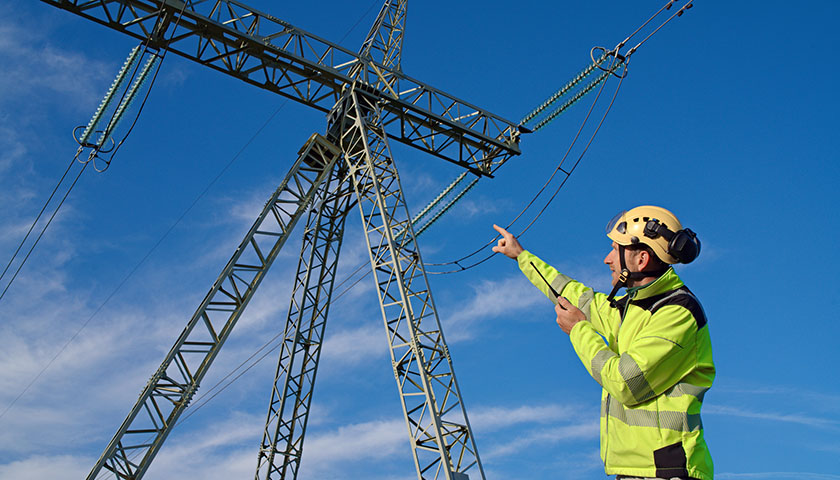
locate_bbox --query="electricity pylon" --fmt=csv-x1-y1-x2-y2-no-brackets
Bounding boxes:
41,1,522,479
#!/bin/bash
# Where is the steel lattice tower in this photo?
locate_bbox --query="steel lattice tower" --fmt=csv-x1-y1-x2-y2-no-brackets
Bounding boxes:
40,1,523,479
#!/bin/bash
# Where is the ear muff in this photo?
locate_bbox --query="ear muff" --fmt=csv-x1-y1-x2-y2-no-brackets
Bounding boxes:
643,219,701,264
669,228,700,263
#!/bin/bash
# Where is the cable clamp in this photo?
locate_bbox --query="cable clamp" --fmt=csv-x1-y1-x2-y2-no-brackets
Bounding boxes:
591,46,629,79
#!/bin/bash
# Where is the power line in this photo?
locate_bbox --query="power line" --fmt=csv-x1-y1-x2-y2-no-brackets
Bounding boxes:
1,5,172,303
419,0,695,274
0,99,290,424
0,157,89,304
199,74,625,442
0,150,81,300
409,0,695,243
425,59,627,275
1,0,382,431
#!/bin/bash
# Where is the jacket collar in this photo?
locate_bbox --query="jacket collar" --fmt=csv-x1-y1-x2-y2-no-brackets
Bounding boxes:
622,267,684,302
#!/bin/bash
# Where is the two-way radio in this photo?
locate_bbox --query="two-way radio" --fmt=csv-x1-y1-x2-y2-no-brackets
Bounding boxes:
529,261,568,310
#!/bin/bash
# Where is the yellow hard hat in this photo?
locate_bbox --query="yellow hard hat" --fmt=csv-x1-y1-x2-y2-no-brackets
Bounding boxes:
605,205,700,264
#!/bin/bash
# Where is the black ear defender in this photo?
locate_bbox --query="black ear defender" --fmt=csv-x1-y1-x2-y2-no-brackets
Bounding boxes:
643,219,701,264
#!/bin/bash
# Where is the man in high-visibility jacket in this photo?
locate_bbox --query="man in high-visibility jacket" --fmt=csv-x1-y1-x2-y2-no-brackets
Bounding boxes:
492,205,714,480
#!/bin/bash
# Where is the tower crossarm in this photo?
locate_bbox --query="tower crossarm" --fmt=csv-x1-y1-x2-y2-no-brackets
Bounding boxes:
41,0,521,175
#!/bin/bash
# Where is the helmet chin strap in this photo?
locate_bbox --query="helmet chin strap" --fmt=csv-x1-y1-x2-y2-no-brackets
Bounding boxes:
606,244,665,308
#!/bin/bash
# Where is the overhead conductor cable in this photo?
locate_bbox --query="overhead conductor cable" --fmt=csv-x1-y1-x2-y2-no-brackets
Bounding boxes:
418,0,694,273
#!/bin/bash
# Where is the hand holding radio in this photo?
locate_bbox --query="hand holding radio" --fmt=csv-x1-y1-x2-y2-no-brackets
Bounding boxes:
529,261,585,334
555,296,585,335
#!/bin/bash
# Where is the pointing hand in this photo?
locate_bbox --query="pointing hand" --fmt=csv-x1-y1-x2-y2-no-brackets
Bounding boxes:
492,224,524,259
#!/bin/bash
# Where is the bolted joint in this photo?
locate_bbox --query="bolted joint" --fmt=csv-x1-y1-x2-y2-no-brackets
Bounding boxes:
180,383,200,408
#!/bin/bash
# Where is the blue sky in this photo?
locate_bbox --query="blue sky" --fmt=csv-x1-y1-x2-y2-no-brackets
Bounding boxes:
1,1,838,479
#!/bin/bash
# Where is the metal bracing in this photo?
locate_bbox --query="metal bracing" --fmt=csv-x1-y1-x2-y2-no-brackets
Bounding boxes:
45,1,491,478
338,87,484,480
354,0,406,90
255,160,354,480
86,133,342,480
41,0,520,175
359,0,406,71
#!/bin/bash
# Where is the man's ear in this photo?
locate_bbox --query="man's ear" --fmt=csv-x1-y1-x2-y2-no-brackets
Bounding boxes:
637,249,651,271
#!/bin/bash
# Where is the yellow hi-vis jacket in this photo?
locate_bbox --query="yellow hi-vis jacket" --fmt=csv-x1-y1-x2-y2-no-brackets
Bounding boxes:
519,251,715,480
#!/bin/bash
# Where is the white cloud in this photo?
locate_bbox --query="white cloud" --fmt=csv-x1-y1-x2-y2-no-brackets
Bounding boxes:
321,324,387,366
561,262,612,294
0,125,28,177
483,421,598,459
303,418,406,466
0,307,185,454
442,274,545,341
705,405,838,430
0,21,110,114
468,403,580,432
715,383,840,408
717,474,840,480
0,454,88,480
144,411,264,480
455,196,502,218
227,267,295,333
274,273,551,372
465,402,598,461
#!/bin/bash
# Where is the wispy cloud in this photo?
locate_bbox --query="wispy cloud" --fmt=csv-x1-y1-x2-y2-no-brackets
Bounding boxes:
456,195,504,218
442,274,545,341
468,403,580,432
715,383,840,409
0,454,89,480
303,418,406,466
483,422,598,458
0,124,29,177
321,324,387,366
468,402,598,461
717,473,840,480
276,272,553,370
0,304,197,454
705,405,838,430
561,262,612,294
0,20,111,115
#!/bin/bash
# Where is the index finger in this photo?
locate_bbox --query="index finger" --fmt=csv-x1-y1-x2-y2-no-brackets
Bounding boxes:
492,224,511,238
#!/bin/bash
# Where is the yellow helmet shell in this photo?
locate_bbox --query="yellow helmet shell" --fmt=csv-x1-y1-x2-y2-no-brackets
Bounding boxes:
606,205,683,264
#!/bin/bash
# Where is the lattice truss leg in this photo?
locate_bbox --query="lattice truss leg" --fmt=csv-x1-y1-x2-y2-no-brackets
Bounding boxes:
336,85,484,480
356,0,406,89
255,159,354,480
86,134,342,480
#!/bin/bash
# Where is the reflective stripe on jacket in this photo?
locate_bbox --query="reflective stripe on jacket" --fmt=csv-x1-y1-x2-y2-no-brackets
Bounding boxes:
518,250,715,480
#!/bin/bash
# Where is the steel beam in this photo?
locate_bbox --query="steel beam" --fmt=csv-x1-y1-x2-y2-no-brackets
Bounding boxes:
255,160,353,480
85,133,342,480
40,0,521,175
339,86,484,480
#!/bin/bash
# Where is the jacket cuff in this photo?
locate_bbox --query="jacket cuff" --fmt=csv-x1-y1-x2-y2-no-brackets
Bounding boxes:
516,249,535,270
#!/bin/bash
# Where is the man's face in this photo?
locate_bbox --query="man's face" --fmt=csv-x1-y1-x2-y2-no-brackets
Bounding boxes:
603,241,643,286
604,242,622,286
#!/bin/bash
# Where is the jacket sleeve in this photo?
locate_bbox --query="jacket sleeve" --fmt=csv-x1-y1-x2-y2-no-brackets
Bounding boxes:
569,303,700,406
517,250,618,339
